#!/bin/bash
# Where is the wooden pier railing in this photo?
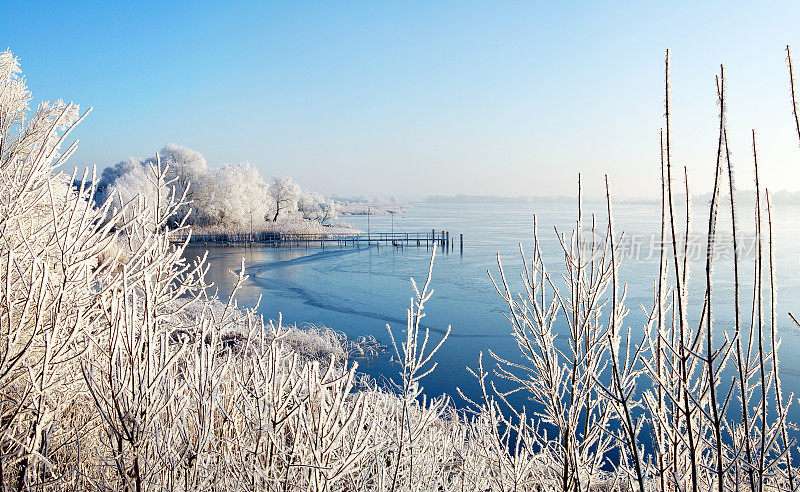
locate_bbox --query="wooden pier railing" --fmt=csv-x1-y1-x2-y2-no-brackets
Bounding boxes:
173,230,463,250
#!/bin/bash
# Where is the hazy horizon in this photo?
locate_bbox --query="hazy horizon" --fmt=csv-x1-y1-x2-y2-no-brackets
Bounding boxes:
4,1,800,199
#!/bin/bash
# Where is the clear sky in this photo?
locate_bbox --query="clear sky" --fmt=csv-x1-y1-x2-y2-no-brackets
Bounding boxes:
3,1,800,199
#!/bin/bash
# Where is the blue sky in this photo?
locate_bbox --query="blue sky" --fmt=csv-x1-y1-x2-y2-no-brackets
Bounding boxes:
3,1,800,198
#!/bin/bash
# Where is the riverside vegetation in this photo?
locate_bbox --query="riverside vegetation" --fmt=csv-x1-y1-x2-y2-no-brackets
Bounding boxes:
3,46,800,491
94,144,404,237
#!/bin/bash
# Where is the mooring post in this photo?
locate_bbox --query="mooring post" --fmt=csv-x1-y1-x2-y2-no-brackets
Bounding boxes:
460,233,463,252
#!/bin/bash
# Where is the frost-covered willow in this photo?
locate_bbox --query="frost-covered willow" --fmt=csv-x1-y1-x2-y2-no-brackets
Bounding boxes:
3,45,800,491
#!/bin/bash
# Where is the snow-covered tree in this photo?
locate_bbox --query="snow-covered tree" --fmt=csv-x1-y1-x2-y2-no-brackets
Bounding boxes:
299,190,339,224
201,161,271,230
96,145,209,227
298,190,323,219
268,176,301,222
318,199,338,224
160,144,208,196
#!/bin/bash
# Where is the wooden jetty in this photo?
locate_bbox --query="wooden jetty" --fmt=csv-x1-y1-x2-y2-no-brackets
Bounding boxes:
175,230,462,251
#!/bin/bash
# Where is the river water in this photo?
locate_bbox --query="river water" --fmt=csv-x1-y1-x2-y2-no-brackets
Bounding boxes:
184,199,800,410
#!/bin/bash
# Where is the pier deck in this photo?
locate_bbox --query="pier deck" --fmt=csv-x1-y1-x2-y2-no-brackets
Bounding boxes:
175,230,463,250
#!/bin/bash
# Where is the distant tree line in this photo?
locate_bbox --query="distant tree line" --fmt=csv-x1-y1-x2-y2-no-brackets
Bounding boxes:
95,144,338,230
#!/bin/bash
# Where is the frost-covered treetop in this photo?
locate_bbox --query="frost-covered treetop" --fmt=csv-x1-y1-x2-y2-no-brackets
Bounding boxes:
0,50,29,126
0,50,82,168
